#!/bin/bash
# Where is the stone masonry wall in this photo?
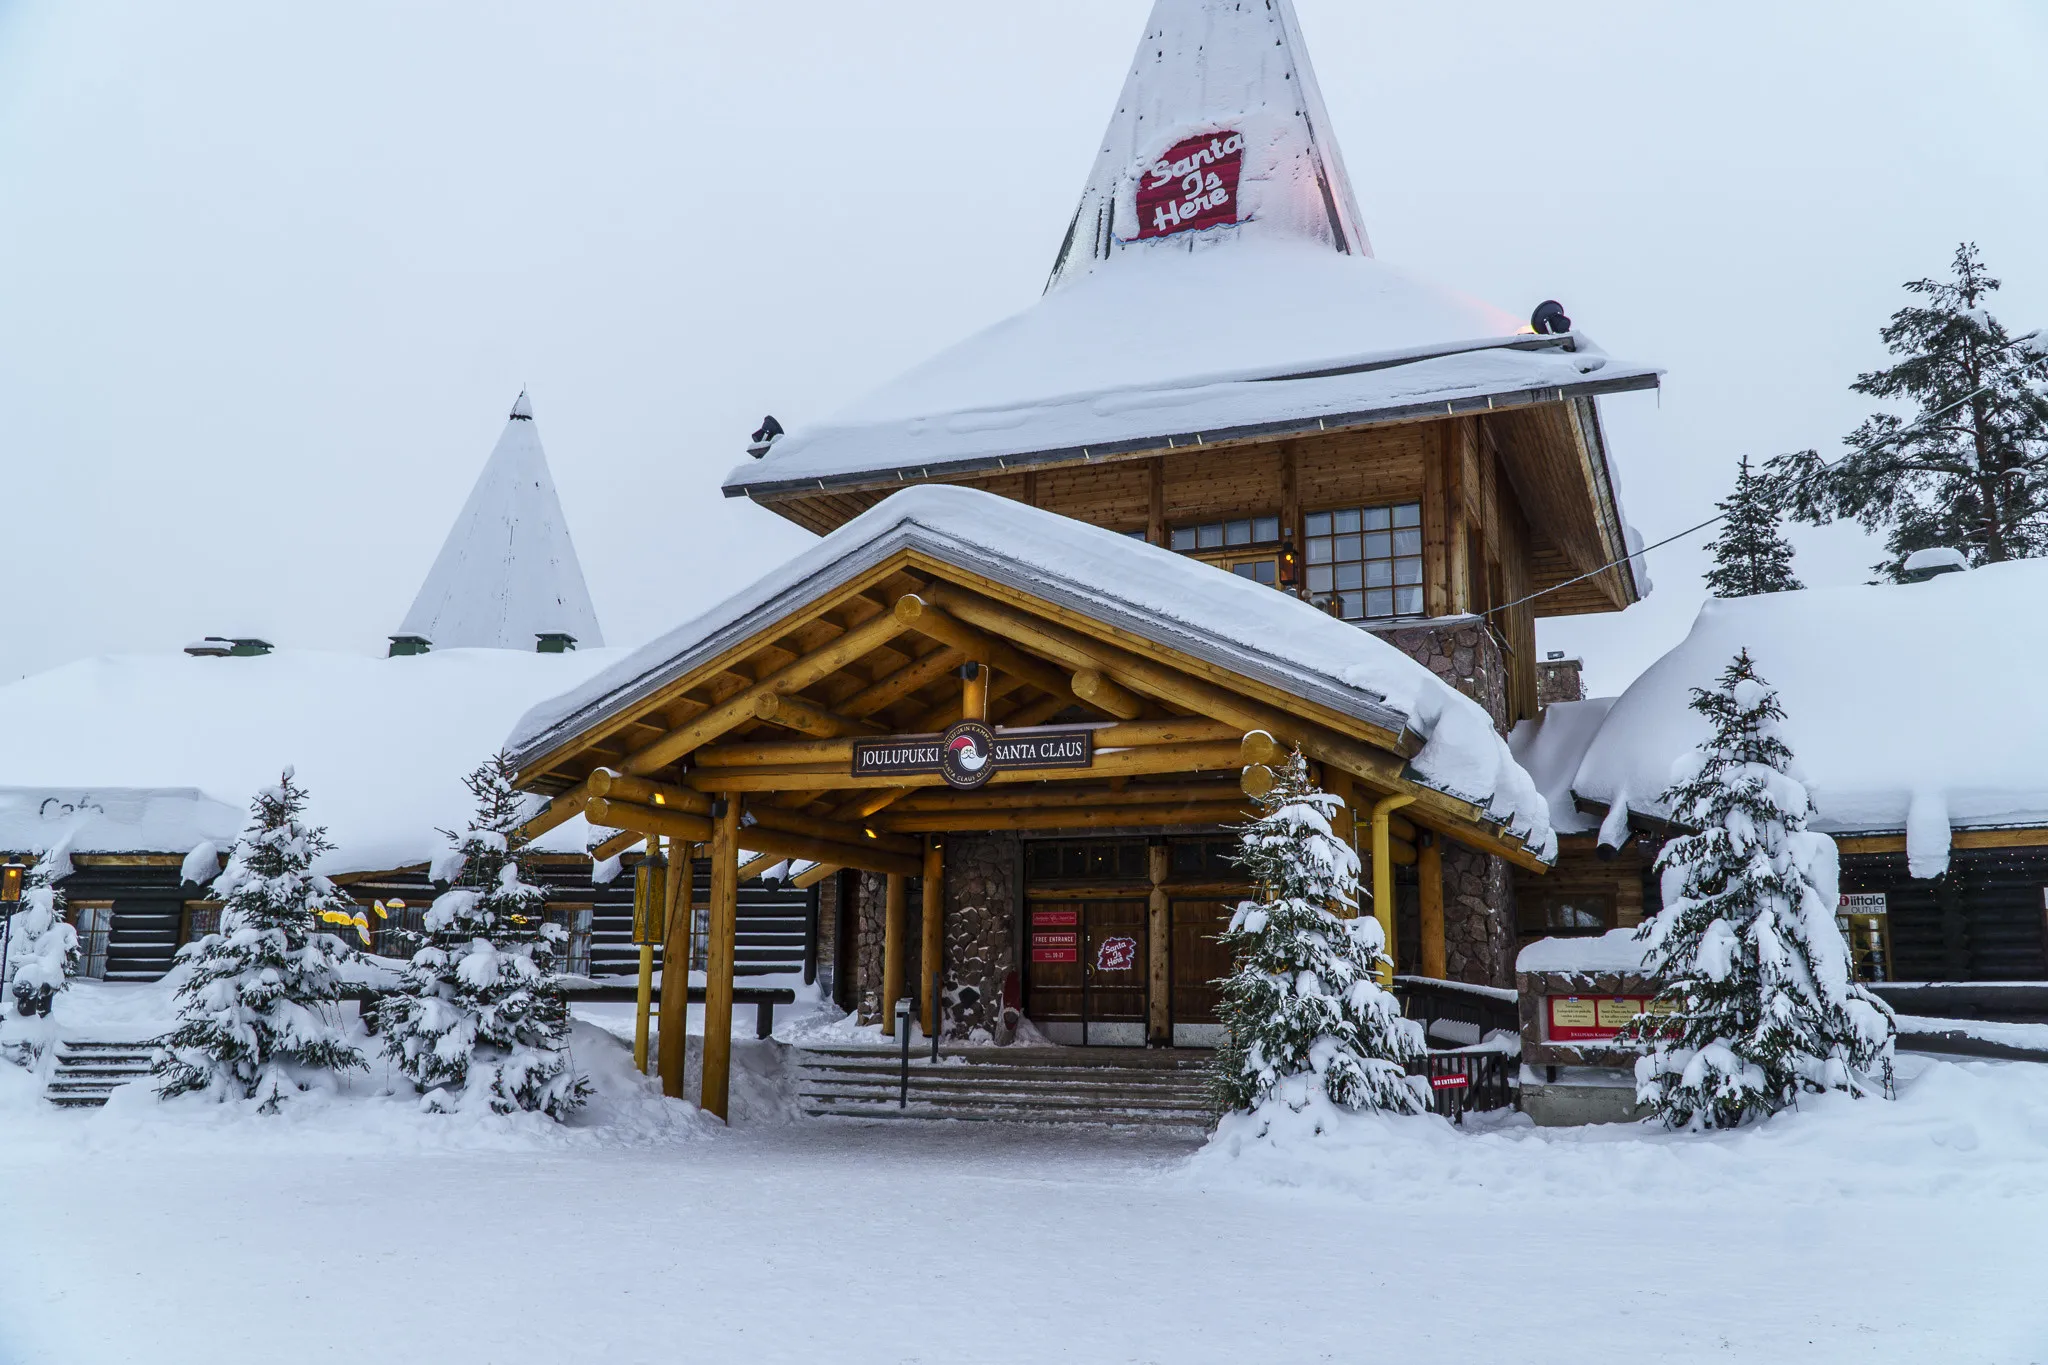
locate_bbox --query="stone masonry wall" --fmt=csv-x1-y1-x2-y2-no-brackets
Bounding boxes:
1442,840,1515,988
1367,614,1510,731
1369,614,1516,988
853,870,886,1026
939,833,1018,1041
1536,655,1585,709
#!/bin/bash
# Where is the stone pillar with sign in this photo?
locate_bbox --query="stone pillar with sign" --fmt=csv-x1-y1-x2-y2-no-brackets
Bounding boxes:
1514,928,1670,1126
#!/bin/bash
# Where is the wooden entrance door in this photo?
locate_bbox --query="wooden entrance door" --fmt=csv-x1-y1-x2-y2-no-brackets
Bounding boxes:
1169,899,1236,1047
1025,899,1147,1046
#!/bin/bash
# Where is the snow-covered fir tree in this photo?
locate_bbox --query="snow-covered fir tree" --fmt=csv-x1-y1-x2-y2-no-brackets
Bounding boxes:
153,769,365,1110
4,853,79,1019
1771,243,2048,579
377,753,588,1118
1214,751,1423,1128
1703,455,1802,597
1619,651,1896,1129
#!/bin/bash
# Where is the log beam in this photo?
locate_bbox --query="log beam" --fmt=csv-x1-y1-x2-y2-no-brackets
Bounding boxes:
1418,833,1447,980
700,799,741,1120
516,780,589,842
657,839,692,1098
1072,668,1145,720
882,872,907,1035
1147,842,1170,1046
585,796,919,879
920,839,944,1039
879,801,1250,834
892,596,1080,712
751,691,883,739
619,609,909,775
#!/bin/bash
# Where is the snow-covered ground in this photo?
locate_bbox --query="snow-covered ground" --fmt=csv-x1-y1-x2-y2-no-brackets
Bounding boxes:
0,982,2043,1363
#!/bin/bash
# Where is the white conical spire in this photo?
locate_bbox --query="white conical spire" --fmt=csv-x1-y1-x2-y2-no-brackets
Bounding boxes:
1047,0,1367,292
398,391,604,651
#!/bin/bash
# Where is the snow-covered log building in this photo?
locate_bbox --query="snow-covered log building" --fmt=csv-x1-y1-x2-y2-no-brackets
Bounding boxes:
506,0,1662,1117
0,397,814,988
1511,558,2048,984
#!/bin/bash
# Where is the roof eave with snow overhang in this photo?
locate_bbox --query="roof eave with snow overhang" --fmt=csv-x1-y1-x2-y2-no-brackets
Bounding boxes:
506,486,1557,868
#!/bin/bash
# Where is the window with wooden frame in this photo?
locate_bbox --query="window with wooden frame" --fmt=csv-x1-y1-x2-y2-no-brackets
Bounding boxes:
544,903,594,978
1515,890,1614,941
1305,503,1425,621
181,900,222,946
69,902,114,980
1168,515,1288,590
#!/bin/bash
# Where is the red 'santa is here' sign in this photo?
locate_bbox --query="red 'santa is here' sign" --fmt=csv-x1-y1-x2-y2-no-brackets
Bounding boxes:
1094,935,1139,972
1136,131,1244,239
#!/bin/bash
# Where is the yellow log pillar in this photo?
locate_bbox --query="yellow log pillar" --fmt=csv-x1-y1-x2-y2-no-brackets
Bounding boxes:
633,835,660,1075
881,871,907,1036
700,797,742,1121
961,662,989,721
1146,842,1170,1046
657,841,694,1098
1370,794,1418,986
1418,833,1447,981
920,839,944,1039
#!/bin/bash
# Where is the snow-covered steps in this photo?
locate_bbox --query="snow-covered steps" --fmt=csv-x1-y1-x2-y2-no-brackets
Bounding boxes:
44,1040,156,1108
794,1045,1218,1131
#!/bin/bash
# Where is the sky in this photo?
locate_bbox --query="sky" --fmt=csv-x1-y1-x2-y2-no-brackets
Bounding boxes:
0,1,2043,696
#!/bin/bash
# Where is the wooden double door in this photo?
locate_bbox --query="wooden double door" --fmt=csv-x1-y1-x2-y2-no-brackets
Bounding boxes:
1025,897,1236,1047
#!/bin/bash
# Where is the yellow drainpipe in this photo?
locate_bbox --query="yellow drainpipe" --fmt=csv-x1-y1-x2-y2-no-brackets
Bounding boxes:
1369,794,1417,986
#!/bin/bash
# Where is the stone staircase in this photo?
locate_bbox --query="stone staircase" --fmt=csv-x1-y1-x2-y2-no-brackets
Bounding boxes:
795,1044,1218,1131
44,1040,156,1108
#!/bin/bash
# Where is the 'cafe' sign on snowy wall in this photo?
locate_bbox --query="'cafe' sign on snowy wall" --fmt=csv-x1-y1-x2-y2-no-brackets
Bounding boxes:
1136,131,1244,239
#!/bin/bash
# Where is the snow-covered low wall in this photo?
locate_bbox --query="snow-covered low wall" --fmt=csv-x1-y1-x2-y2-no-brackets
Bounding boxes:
1515,930,1659,1072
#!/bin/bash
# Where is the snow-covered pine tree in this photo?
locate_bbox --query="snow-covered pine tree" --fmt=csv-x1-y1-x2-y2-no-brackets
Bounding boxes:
1770,243,2048,579
1703,455,1802,598
377,753,588,1118
153,769,365,1110
1619,651,1896,1129
4,854,79,1019
1214,750,1423,1128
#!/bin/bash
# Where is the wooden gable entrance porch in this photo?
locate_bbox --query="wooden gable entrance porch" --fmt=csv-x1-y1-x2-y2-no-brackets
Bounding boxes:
509,548,1548,1121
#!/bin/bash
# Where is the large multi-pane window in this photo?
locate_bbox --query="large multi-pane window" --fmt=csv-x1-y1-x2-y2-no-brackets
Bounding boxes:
1305,503,1424,621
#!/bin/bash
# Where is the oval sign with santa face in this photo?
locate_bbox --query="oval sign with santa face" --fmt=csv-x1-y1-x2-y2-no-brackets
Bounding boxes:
938,719,997,790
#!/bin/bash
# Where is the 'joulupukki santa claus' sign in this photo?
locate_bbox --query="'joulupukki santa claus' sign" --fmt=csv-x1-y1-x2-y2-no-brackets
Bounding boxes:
1136,131,1244,239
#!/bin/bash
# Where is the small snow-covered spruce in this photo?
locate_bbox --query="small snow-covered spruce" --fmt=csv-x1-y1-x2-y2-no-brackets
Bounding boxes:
1618,651,1896,1129
1214,751,1423,1126
5,854,79,1019
1703,455,1802,598
153,769,365,1111
1771,242,2048,579
377,753,589,1119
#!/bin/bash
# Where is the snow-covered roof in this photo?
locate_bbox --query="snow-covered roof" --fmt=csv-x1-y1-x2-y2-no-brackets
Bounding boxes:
1569,560,2048,867
1508,697,1617,837
399,392,605,650
509,485,1555,859
0,647,627,874
1517,927,1650,976
724,0,1658,500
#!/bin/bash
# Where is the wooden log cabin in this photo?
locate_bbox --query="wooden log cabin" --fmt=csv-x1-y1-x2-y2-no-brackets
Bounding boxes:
506,0,1665,1119
1512,555,2048,992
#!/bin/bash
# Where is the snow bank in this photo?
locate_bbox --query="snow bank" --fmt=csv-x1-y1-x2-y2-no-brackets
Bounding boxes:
1516,927,1650,975
0,646,628,874
1507,697,1615,835
1187,1052,2048,1206
510,486,1555,856
1572,560,2048,859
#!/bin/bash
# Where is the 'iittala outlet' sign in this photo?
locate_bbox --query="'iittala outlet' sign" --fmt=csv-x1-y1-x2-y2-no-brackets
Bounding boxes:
1137,131,1244,239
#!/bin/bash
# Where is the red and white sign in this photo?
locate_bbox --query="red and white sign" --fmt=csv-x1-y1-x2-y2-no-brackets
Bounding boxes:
1032,909,1079,928
1093,935,1139,973
1430,1073,1471,1091
1546,994,1658,1043
1136,131,1244,240
1032,931,1078,965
